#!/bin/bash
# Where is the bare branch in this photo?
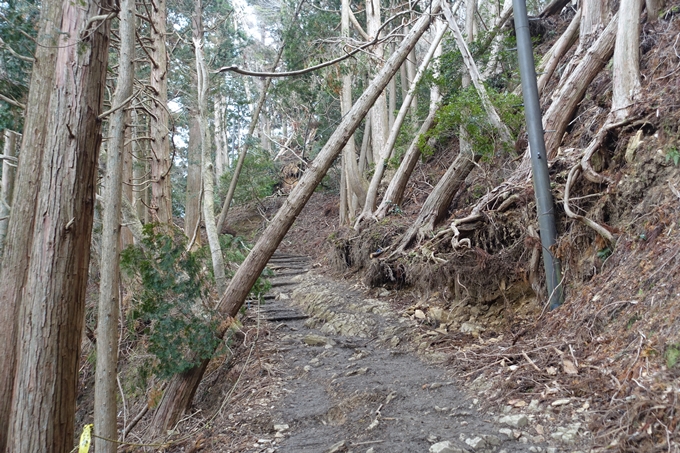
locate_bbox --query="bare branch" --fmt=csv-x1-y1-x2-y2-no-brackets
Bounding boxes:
0,93,26,110
0,36,34,62
216,9,422,78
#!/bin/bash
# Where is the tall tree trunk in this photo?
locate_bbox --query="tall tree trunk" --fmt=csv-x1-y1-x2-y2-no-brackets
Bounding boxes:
214,95,227,177
151,2,442,432
406,41,418,118
121,111,135,248
149,0,172,223
611,0,642,121
340,0,367,222
132,110,149,224
543,14,618,159
374,89,440,220
194,0,227,293
0,0,62,446
94,0,134,450
7,0,111,450
359,20,447,222
536,8,580,96
367,0,389,164
185,111,202,243
388,45,397,129
0,130,18,254
215,45,284,234
399,60,409,106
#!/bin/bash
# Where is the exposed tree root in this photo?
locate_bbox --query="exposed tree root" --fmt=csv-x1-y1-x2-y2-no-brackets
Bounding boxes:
563,165,615,245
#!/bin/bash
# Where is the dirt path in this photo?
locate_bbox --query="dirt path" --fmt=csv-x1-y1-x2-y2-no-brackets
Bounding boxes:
246,255,561,453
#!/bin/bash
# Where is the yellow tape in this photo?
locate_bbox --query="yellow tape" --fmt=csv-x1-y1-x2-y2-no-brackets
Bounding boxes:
78,424,93,453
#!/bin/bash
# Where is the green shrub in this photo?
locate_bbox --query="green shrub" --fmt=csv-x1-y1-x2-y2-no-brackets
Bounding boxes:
120,224,272,380
419,85,523,158
121,224,220,379
220,149,279,206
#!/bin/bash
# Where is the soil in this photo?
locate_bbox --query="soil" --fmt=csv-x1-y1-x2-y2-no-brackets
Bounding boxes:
160,254,565,453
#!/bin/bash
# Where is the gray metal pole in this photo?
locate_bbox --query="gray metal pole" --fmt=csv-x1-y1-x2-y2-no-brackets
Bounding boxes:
512,0,564,309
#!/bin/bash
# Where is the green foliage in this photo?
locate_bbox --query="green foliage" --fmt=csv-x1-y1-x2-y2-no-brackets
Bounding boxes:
665,147,680,166
419,85,524,158
120,224,220,379
0,0,39,132
219,149,278,205
665,344,680,368
218,233,272,298
597,247,613,261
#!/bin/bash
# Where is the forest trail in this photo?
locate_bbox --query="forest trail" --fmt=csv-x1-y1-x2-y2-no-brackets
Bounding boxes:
242,254,566,453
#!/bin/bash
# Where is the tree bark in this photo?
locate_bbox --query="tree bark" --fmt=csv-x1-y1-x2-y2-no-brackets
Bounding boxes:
185,111,202,243
443,0,515,149
543,13,618,159
94,1,134,451
340,0,367,222
398,146,480,250
0,0,62,446
149,0,172,223
359,115,371,171
366,0,389,164
194,0,227,293
388,45,396,130
151,1,442,433
536,8,580,96
580,0,609,47
121,111,135,248
611,0,642,121
374,87,441,220
0,130,18,254
406,39,418,119
214,95,228,176
645,0,662,21
132,110,149,224
7,0,111,450
359,20,447,222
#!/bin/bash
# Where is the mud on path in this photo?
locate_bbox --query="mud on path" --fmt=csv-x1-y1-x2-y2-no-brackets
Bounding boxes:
216,254,566,453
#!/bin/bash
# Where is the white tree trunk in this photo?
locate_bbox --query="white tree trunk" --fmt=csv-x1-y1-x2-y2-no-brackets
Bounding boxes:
339,0,367,223
536,9,581,96
214,96,226,178
359,20,447,222
611,0,642,121
0,130,18,254
406,42,418,118
185,111,202,241
442,1,514,148
366,0,389,164
194,3,226,294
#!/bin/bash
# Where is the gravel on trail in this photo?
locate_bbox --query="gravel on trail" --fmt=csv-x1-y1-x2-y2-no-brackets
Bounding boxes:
247,254,559,453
